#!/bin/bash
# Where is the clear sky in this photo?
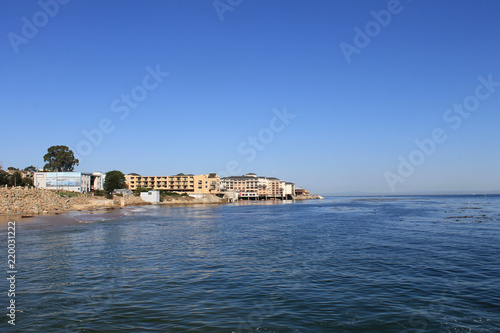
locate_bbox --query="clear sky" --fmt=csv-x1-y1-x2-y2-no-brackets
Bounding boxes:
1,0,499,195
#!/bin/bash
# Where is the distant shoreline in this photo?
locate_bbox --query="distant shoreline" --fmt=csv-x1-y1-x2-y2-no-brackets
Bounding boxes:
0,193,326,224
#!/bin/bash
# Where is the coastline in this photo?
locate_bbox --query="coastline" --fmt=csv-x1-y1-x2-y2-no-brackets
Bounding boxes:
0,200,229,225
0,187,148,217
0,190,230,223
295,194,324,200
1,188,324,224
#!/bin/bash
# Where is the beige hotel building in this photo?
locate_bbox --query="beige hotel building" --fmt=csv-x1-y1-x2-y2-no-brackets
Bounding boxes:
125,173,220,194
220,173,295,199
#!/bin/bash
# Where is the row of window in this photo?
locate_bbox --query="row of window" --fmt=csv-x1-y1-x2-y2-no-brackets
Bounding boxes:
130,177,193,181
130,180,218,185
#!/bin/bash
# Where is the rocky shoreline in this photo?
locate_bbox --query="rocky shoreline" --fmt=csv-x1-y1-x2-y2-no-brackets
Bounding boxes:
0,187,148,216
1,188,321,217
0,188,230,217
161,194,227,205
295,194,325,200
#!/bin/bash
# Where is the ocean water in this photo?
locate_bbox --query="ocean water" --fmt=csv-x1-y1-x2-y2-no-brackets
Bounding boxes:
1,195,499,332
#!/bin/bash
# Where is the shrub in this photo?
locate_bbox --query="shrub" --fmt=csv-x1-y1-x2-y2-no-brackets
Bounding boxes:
56,191,80,197
21,177,34,187
164,192,181,197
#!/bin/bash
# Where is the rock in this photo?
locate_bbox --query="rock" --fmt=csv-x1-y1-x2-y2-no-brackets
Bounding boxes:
0,188,147,215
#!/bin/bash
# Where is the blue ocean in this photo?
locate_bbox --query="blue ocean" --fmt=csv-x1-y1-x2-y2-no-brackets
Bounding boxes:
1,195,499,332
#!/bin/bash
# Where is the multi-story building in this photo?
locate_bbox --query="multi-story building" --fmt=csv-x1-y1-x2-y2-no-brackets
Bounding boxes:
220,173,295,199
34,172,88,193
282,181,296,198
91,172,106,191
33,171,106,193
125,173,220,194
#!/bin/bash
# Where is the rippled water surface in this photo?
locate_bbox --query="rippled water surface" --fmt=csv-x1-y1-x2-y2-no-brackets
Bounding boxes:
1,195,500,332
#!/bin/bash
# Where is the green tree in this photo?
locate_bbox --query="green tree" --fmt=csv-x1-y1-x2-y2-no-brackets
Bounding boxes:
104,170,126,194
24,165,38,172
43,145,79,172
7,167,18,171
21,177,34,187
0,172,10,186
9,171,22,187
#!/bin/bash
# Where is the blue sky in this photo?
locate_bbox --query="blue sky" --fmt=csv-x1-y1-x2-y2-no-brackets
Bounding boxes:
1,0,499,195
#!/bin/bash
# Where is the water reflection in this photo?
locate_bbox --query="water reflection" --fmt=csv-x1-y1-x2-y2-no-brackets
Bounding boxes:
1,196,499,332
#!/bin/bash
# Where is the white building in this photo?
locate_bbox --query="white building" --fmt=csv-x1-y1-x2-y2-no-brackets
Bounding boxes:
282,181,296,199
140,190,160,203
91,172,106,191
34,171,106,193
34,172,91,193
